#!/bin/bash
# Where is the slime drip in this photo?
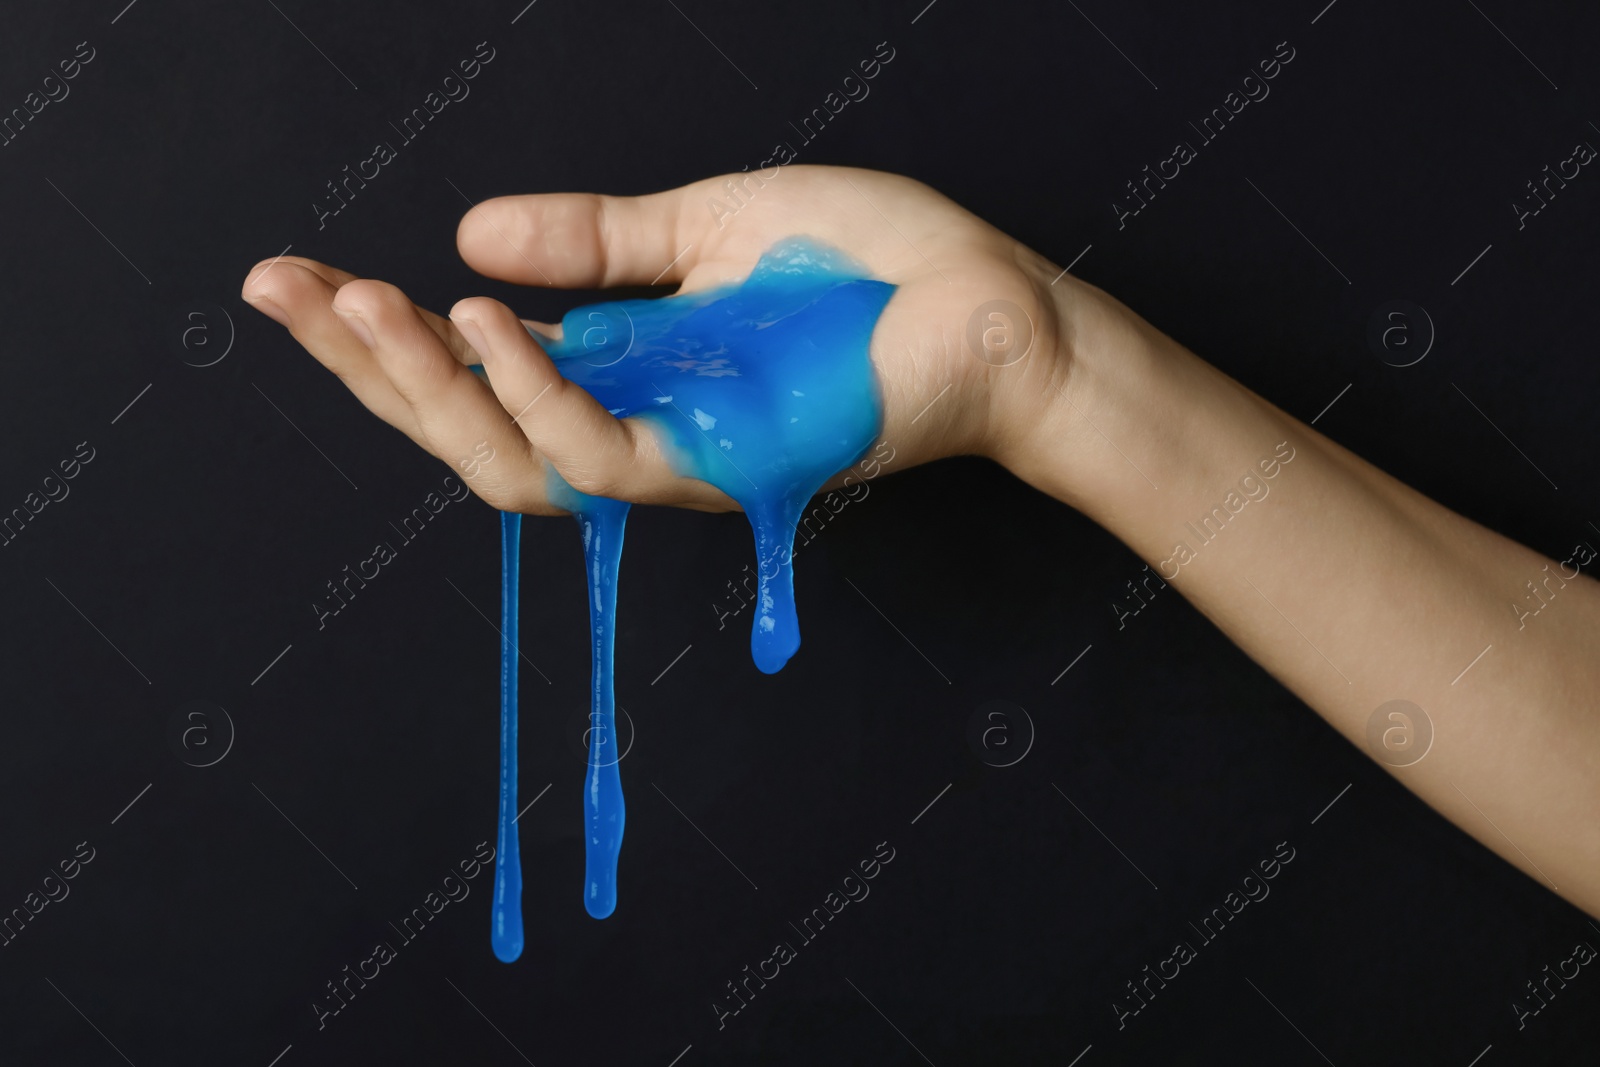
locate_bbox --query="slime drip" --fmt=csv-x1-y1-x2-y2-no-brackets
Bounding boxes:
556,491,628,920
484,238,895,952
490,510,524,961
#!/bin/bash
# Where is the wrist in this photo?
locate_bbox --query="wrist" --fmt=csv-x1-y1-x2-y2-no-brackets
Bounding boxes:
1004,276,1297,548
998,276,1177,510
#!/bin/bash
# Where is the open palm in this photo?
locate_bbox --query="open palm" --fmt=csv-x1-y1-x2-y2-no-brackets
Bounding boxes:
240,165,1070,514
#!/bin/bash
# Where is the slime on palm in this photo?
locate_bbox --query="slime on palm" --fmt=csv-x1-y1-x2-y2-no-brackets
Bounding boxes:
473,238,896,962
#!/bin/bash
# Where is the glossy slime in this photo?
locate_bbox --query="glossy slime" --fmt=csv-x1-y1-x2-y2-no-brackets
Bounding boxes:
490,509,523,962
480,238,895,958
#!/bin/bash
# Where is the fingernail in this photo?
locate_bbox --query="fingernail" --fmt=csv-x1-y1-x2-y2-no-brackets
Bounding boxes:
451,314,490,362
245,294,291,328
333,304,375,348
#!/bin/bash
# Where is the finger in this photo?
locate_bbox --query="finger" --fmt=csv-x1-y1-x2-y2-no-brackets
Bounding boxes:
521,318,561,343
456,184,716,290
449,295,733,510
242,259,419,437
331,280,558,513
265,256,360,290
249,255,482,366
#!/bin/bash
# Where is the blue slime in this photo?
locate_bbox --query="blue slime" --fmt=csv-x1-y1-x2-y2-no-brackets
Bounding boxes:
482,238,895,958
490,509,524,962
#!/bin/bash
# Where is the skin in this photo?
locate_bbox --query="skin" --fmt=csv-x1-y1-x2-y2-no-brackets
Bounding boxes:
242,164,1600,917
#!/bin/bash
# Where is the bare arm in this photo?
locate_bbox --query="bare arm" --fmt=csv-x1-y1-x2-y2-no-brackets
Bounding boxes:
1007,276,1600,915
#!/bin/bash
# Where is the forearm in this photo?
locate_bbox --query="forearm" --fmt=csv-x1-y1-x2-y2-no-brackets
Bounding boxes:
1014,278,1600,915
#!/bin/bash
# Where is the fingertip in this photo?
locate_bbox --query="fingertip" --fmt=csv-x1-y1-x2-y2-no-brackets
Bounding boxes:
242,259,273,298
456,297,546,358
449,295,496,324
456,195,520,260
244,260,328,328
335,281,418,334
447,303,490,363
330,305,374,349
243,258,293,303
455,194,506,238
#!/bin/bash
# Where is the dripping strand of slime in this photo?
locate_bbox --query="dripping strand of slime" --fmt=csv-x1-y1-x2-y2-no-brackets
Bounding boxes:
574,499,629,919
490,508,524,962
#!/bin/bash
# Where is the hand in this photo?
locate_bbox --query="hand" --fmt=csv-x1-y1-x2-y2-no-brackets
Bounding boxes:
239,165,1082,514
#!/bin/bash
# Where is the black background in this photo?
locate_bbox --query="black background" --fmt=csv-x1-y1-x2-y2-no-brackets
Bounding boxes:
2,0,1597,1064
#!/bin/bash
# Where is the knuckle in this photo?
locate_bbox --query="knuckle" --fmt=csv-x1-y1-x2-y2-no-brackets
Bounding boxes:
564,465,619,499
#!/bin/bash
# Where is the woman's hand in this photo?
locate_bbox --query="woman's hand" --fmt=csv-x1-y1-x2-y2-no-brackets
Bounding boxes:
240,163,1600,917
239,165,1082,514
